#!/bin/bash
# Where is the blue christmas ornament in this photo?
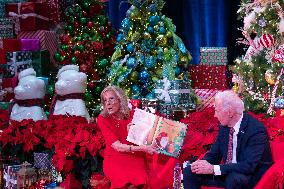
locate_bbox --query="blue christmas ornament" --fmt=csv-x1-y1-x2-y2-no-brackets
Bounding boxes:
159,27,166,34
139,54,145,63
148,15,160,26
147,26,154,33
139,70,150,81
273,96,284,109
117,33,124,42
131,84,141,94
175,67,181,75
126,43,135,53
145,92,155,99
178,42,187,53
145,56,156,68
126,57,137,68
121,18,131,30
175,54,180,62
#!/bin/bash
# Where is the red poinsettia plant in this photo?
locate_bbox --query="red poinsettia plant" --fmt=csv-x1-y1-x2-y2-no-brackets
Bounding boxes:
178,107,219,162
0,119,44,153
0,115,105,188
43,115,105,174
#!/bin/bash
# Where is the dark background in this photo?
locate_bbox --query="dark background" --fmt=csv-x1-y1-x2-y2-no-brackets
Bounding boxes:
107,0,244,65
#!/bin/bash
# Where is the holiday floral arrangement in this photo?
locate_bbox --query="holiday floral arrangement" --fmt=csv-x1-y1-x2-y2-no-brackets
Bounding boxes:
0,115,105,188
178,107,219,162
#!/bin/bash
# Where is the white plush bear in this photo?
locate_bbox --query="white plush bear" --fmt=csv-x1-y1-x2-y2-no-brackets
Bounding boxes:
10,68,47,121
51,65,90,120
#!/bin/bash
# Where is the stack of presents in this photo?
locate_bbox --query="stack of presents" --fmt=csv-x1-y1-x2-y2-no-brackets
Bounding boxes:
190,47,232,112
144,47,231,120
0,0,72,188
0,0,74,120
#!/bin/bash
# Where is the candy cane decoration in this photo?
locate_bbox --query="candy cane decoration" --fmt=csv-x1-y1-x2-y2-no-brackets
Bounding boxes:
267,67,284,114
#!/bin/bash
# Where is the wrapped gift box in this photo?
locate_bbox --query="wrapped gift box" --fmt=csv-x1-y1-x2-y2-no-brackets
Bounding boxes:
200,47,228,65
6,2,50,31
0,18,15,39
0,39,21,52
32,50,53,76
33,152,51,170
4,51,33,78
189,65,232,90
20,38,40,51
18,30,58,65
0,0,26,18
158,103,196,118
193,89,222,111
154,79,196,104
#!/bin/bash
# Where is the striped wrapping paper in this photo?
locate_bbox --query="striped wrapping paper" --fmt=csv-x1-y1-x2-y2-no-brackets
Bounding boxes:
193,89,222,111
17,30,58,65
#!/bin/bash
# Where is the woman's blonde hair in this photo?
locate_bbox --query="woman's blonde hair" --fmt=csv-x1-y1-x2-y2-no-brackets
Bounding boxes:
100,85,131,118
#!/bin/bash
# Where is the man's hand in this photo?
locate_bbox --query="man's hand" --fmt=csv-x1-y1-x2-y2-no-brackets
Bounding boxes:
191,160,214,174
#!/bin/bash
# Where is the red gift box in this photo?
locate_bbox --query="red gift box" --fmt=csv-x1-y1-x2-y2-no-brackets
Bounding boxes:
6,2,50,31
0,39,21,52
193,89,223,111
28,0,60,25
189,65,232,90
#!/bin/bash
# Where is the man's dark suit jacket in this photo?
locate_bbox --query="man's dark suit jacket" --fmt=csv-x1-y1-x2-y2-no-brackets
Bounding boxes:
203,113,273,186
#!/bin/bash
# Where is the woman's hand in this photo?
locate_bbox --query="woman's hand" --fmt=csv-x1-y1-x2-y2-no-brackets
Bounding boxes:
140,145,158,155
127,122,135,131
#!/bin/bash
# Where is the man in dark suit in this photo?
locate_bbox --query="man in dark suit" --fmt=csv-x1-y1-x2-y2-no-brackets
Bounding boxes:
183,90,273,189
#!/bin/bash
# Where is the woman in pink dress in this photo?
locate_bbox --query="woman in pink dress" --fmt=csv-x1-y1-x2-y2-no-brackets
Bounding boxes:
97,86,156,189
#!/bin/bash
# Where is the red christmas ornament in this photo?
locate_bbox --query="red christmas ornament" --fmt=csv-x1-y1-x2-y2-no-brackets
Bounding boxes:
80,64,88,73
259,34,274,48
88,81,95,89
74,21,80,28
82,11,88,17
61,35,71,45
91,72,100,80
87,21,94,28
74,50,81,57
93,41,103,52
272,44,284,63
60,51,66,56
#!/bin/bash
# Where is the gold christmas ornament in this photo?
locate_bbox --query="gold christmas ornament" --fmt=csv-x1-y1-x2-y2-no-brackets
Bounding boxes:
180,55,188,62
265,69,275,85
232,83,239,93
156,35,167,46
143,32,151,39
166,31,173,38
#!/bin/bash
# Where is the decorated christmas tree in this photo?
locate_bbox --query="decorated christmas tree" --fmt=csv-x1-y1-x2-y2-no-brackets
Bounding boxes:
232,0,284,114
54,0,116,116
108,0,192,99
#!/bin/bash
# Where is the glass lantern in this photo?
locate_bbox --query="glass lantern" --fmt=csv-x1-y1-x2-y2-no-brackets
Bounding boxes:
17,161,37,189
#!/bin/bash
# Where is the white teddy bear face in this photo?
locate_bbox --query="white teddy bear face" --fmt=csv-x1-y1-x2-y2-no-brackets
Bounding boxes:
14,76,45,100
55,70,87,95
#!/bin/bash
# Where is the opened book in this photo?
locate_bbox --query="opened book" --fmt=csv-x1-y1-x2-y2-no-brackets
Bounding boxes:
127,108,188,158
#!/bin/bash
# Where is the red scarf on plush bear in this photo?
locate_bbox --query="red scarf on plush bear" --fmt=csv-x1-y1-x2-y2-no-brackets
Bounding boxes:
49,93,85,116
